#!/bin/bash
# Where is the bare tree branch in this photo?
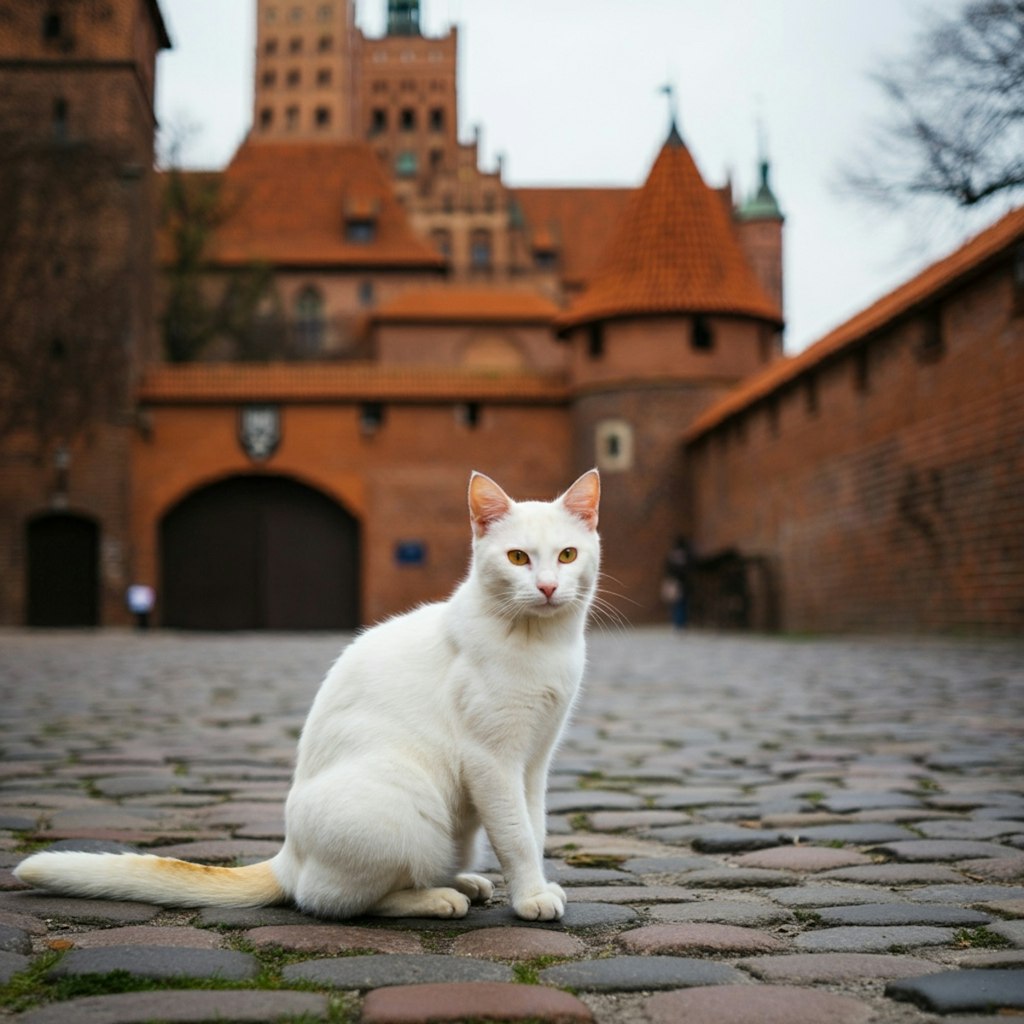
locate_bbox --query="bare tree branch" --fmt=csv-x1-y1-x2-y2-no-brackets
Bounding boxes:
843,0,1024,209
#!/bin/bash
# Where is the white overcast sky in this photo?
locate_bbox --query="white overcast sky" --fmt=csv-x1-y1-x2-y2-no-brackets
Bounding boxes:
155,0,1013,353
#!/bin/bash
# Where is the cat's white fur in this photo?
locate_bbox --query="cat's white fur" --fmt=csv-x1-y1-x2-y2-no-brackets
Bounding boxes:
16,470,601,922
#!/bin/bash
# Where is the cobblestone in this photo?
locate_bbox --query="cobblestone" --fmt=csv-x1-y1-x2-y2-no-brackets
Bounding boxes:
1,628,1022,1023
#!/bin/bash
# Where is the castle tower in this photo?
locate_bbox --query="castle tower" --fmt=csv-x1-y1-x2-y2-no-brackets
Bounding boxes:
252,0,359,141
0,0,170,627
555,121,784,619
357,8,458,190
736,157,785,313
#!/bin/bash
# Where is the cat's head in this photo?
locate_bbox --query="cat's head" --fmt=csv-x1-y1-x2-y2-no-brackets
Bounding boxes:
467,470,601,620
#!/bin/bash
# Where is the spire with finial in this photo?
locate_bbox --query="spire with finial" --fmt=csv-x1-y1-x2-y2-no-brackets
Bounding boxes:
387,0,421,36
737,118,783,221
659,83,684,147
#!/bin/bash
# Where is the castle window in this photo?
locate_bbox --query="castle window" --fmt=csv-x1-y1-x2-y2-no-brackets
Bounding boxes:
358,280,375,307
588,323,604,359
429,148,443,171
317,4,333,20
395,151,418,178
534,250,557,270
289,36,302,53
293,287,325,355
266,6,278,22
317,67,332,86
285,105,299,130
400,107,416,131
259,107,274,130
429,107,445,132
360,403,385,435
314,106,331,129
595,420,634,472
370,108,387,134
430,228,452,258
265,38,279,55
318,34,332,52
692,315,714,351
345,218,376,243
457,403,482,429
289,5,303,22
42,11,62,39
470,229,492,271
262,69,277,87
286,68,300,87
372,80,388,93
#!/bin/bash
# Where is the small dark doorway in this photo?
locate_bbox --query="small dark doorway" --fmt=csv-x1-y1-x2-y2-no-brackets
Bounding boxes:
160,475,360,630
26,513,100,627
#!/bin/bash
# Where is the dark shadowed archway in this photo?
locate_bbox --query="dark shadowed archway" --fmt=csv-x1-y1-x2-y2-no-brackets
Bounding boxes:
26,513,100,627
160,475,360,630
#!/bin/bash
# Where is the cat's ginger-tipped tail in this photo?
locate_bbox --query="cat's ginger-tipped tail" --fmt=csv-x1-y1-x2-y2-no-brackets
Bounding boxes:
14,851,286,908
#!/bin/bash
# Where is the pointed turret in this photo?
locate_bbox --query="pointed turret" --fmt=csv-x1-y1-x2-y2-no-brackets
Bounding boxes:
555,126,782,331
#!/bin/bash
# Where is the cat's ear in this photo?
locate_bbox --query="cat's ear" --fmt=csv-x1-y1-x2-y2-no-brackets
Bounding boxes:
469,472,513,537
561,469,600,531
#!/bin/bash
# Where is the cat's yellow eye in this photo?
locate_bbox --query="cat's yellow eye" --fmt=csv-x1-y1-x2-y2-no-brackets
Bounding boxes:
558,547,578,564
507,550,530,566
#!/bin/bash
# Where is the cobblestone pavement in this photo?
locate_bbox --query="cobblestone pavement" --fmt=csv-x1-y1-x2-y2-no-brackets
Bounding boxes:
0,627,1023,1023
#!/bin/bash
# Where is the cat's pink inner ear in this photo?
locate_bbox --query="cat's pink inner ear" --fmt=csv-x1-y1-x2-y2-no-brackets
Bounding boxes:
469,472,513,536
562,469,600,530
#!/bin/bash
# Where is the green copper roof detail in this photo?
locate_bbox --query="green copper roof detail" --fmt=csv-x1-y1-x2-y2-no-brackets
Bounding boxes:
737,159,783,221
387,0,421,36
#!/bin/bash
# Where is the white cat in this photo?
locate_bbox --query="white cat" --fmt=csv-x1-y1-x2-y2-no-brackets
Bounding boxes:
16,469,601,922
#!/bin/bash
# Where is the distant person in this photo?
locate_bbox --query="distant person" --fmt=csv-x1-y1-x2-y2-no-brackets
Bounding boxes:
126,584,155,631
663,537,690,629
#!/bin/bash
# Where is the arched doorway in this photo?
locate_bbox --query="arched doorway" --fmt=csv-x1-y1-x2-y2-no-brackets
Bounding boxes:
160,475,360,630
26,513,100,627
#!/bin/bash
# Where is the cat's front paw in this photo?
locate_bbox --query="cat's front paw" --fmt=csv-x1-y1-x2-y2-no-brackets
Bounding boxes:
545,881,566,903
513,889,565,921
453,873,494,903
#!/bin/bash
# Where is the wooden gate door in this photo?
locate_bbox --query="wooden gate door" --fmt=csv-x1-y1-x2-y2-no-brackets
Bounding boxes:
26,513,100,627
160,476,360,630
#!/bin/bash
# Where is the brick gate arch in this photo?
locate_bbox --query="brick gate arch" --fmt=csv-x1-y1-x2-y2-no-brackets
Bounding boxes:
26,512,100,627
160,474,360,630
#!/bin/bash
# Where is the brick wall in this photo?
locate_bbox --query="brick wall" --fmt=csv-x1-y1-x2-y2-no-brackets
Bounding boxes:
132,396,572,626
685,259,1024,634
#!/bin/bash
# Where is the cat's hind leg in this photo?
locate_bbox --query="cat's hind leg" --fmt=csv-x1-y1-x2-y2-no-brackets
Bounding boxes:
369,887,470,918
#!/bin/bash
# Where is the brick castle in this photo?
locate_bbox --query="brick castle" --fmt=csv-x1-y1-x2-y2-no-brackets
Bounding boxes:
1,0,1021,634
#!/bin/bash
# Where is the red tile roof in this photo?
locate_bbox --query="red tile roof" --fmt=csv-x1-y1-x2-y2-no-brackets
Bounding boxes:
554,135,783,330
138,363,568,404
369,287,560,325
513,187,635,288
684,204,1024,442
169,141,446,271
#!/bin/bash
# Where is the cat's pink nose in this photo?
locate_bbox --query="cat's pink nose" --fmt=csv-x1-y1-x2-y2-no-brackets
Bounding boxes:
538,582,558,601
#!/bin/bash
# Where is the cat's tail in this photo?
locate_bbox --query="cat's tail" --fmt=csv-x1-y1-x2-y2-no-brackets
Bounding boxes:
14,851,286,908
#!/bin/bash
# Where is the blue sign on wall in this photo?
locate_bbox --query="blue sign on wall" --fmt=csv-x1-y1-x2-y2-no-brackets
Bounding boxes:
395,541,427,566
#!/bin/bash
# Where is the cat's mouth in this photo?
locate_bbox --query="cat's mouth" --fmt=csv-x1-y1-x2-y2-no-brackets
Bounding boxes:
531,593,573,615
